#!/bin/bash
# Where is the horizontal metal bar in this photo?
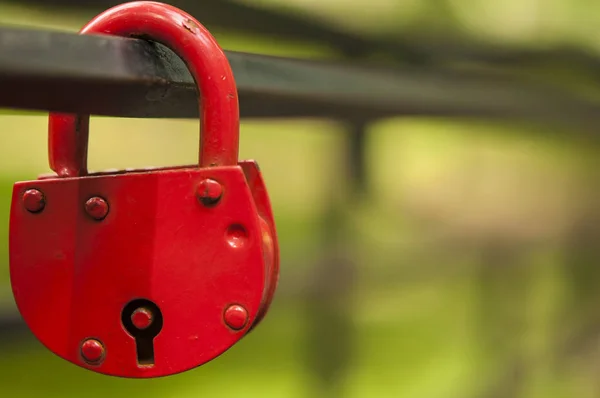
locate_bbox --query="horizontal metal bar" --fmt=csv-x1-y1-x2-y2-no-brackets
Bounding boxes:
1,26,600,135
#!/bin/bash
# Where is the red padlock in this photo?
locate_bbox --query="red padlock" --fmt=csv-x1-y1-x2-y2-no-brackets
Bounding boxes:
9,1,279,378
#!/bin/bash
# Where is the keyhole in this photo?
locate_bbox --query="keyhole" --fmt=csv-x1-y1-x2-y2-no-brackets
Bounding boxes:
121,299,163,366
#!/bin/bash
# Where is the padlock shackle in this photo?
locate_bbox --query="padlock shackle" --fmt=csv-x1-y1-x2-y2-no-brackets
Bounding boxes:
48,1,240,177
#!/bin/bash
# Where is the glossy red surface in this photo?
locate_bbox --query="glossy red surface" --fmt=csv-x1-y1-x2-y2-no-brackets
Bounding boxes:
9,1,279,379
81,339,105,364
84,196,109,220
11,166,268,377
196,178,223,205
48,1,240,177
22,189,45,213
223,305,248,331
131,307,154,330
239,161,280,327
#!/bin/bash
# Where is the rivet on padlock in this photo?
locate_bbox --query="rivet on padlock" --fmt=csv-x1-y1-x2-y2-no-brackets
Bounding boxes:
81,338,105,364
22,189,45,213
196,179,223,206
10,1,280,379
224,304,249,331
131,307,154,330
85,196,109,220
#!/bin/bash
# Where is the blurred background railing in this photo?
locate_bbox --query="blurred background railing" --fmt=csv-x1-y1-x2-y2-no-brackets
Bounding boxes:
0,1,599,398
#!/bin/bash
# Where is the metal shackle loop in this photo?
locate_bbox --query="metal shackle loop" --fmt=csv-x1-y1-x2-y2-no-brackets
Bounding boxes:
48,1,240,177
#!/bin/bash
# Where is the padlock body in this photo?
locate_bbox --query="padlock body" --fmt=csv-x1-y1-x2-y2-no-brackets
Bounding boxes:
10,165,267,378
239,161,279,326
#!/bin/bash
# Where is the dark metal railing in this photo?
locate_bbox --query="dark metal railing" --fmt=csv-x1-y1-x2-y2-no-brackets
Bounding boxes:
1,26,600,134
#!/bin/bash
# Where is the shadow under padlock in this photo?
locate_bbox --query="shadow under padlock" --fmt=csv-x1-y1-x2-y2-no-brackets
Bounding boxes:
8,1,279,378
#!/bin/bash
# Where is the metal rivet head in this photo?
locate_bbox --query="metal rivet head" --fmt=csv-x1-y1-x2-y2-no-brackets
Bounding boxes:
81,338,105,364
23,189,45,213
196,179,223,206
85,196,109,220
224,304,248,331
131,307,154,330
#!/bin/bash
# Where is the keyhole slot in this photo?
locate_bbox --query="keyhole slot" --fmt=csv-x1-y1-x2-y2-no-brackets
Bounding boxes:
121,299,163,366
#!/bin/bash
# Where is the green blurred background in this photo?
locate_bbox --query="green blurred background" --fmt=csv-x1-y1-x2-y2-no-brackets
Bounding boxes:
0,0,599,397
